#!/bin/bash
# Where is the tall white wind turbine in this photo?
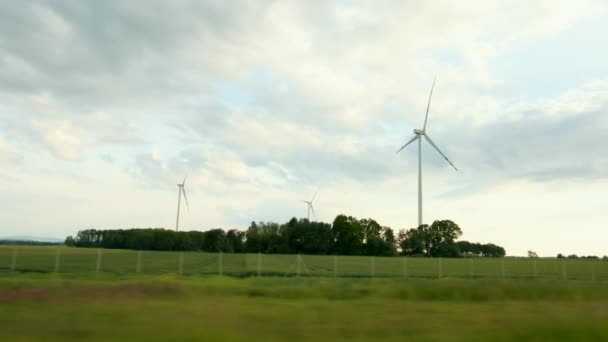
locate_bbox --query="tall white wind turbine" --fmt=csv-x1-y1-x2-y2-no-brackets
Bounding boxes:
175,176,189,231
301,191,318,221
396,78,458,228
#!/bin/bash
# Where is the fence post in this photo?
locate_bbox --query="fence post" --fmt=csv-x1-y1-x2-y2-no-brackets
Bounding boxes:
333,255,338,278
54,247,61,273
403,257,408,278
218,251,223,276
179,252,184,276
438,258,442,279
136,250,142,274
554,259,558,276
562,260,567,280
468,258,473,278
296,254,302,277
96,248,102,273
11,247,19,271
11,247,18,271
533,258,537,278
257,252,262,277
591,261,595,281
501,258,505,279
371,256,375,278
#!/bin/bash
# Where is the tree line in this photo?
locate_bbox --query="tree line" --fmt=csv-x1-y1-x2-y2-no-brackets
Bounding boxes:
65,215,505,257
557,253,607,260
0,239,62,246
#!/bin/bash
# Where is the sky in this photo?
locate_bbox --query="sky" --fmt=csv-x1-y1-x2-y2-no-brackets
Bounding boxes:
1,1,607,256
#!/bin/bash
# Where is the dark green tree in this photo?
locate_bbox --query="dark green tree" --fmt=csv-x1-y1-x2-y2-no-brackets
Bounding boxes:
64,236,76,246
226,229,246,253
400,220,463,257
382,227,396,245
399,225,428,256
201,229,227,252
331,215,364,255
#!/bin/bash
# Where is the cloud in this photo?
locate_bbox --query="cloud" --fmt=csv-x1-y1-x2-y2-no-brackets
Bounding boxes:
30,118,83,160
0,138,21,162
1,1,608,255
131,149,171,186
456,79,608,182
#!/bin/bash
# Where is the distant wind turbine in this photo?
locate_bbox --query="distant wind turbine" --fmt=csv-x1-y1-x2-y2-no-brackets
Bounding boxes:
396,78,458,228
175,176,189,231
301,191,318,221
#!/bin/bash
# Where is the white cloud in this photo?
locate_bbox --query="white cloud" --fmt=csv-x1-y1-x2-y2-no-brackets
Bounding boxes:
1,1,607,255
0,138,21,162
30,118,83,160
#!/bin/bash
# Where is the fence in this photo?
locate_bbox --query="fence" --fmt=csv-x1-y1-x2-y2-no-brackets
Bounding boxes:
1,246,607,281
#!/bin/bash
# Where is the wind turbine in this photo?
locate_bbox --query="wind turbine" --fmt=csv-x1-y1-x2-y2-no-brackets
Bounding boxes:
396,78,458,228
175,176,189,231
301,191,317,221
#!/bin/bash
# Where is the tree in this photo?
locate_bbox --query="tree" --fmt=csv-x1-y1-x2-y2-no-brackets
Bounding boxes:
457,241,505,257
360,218,382,242
245,221,281,253
201,229,227,252
399,220,462,257
331,215,364,255
153,229,176,250
226,229,245,253
382,227,396,245
399,225,428,256
280,218,333,254
365,236,397,256
481,243,506,257
528,251,539,258
427,220,462,257
64,217,506,258
65,236,75,247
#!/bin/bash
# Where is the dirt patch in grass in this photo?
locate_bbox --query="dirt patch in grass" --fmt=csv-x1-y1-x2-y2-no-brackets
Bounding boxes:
0,288,51,302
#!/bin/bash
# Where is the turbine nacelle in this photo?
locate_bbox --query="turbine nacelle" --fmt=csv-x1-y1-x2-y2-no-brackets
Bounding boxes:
302,191,318,220
175,176,189,231
413,128,424,135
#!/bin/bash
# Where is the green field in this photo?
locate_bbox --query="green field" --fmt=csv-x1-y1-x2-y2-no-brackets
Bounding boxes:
2,246,608,341
1,245,606,280
1,275,608,341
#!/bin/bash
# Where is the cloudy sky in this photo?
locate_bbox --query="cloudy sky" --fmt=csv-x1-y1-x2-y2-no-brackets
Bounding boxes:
1,1,607,256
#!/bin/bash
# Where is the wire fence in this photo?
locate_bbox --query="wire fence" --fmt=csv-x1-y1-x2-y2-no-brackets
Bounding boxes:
1,246,607,281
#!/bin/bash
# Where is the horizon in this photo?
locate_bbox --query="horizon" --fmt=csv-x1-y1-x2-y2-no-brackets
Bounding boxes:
1,1,607,258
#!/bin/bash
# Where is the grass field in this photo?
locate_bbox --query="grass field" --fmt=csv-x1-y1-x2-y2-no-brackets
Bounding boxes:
2,246,608,341
1,275,608,341
1,245,607,280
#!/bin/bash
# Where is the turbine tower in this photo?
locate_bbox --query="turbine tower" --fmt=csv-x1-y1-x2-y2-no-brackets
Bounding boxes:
396,78,458,228
175,176,189,231
301,191,317,221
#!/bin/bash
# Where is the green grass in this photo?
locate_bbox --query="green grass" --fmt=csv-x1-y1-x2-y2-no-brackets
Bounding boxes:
1,275,608,341
1,245,606,281
2,246,607,341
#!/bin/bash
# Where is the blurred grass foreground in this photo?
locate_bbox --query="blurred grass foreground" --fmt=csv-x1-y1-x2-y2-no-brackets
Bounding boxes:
1,274,608,341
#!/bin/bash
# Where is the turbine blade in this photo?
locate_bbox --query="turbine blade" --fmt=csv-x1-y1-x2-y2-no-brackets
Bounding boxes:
310,204,316,219
182,175,187,186
422,77,436,132
423,134,458,171
396,135,419,154
182,186,190,210
311,190,318,203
